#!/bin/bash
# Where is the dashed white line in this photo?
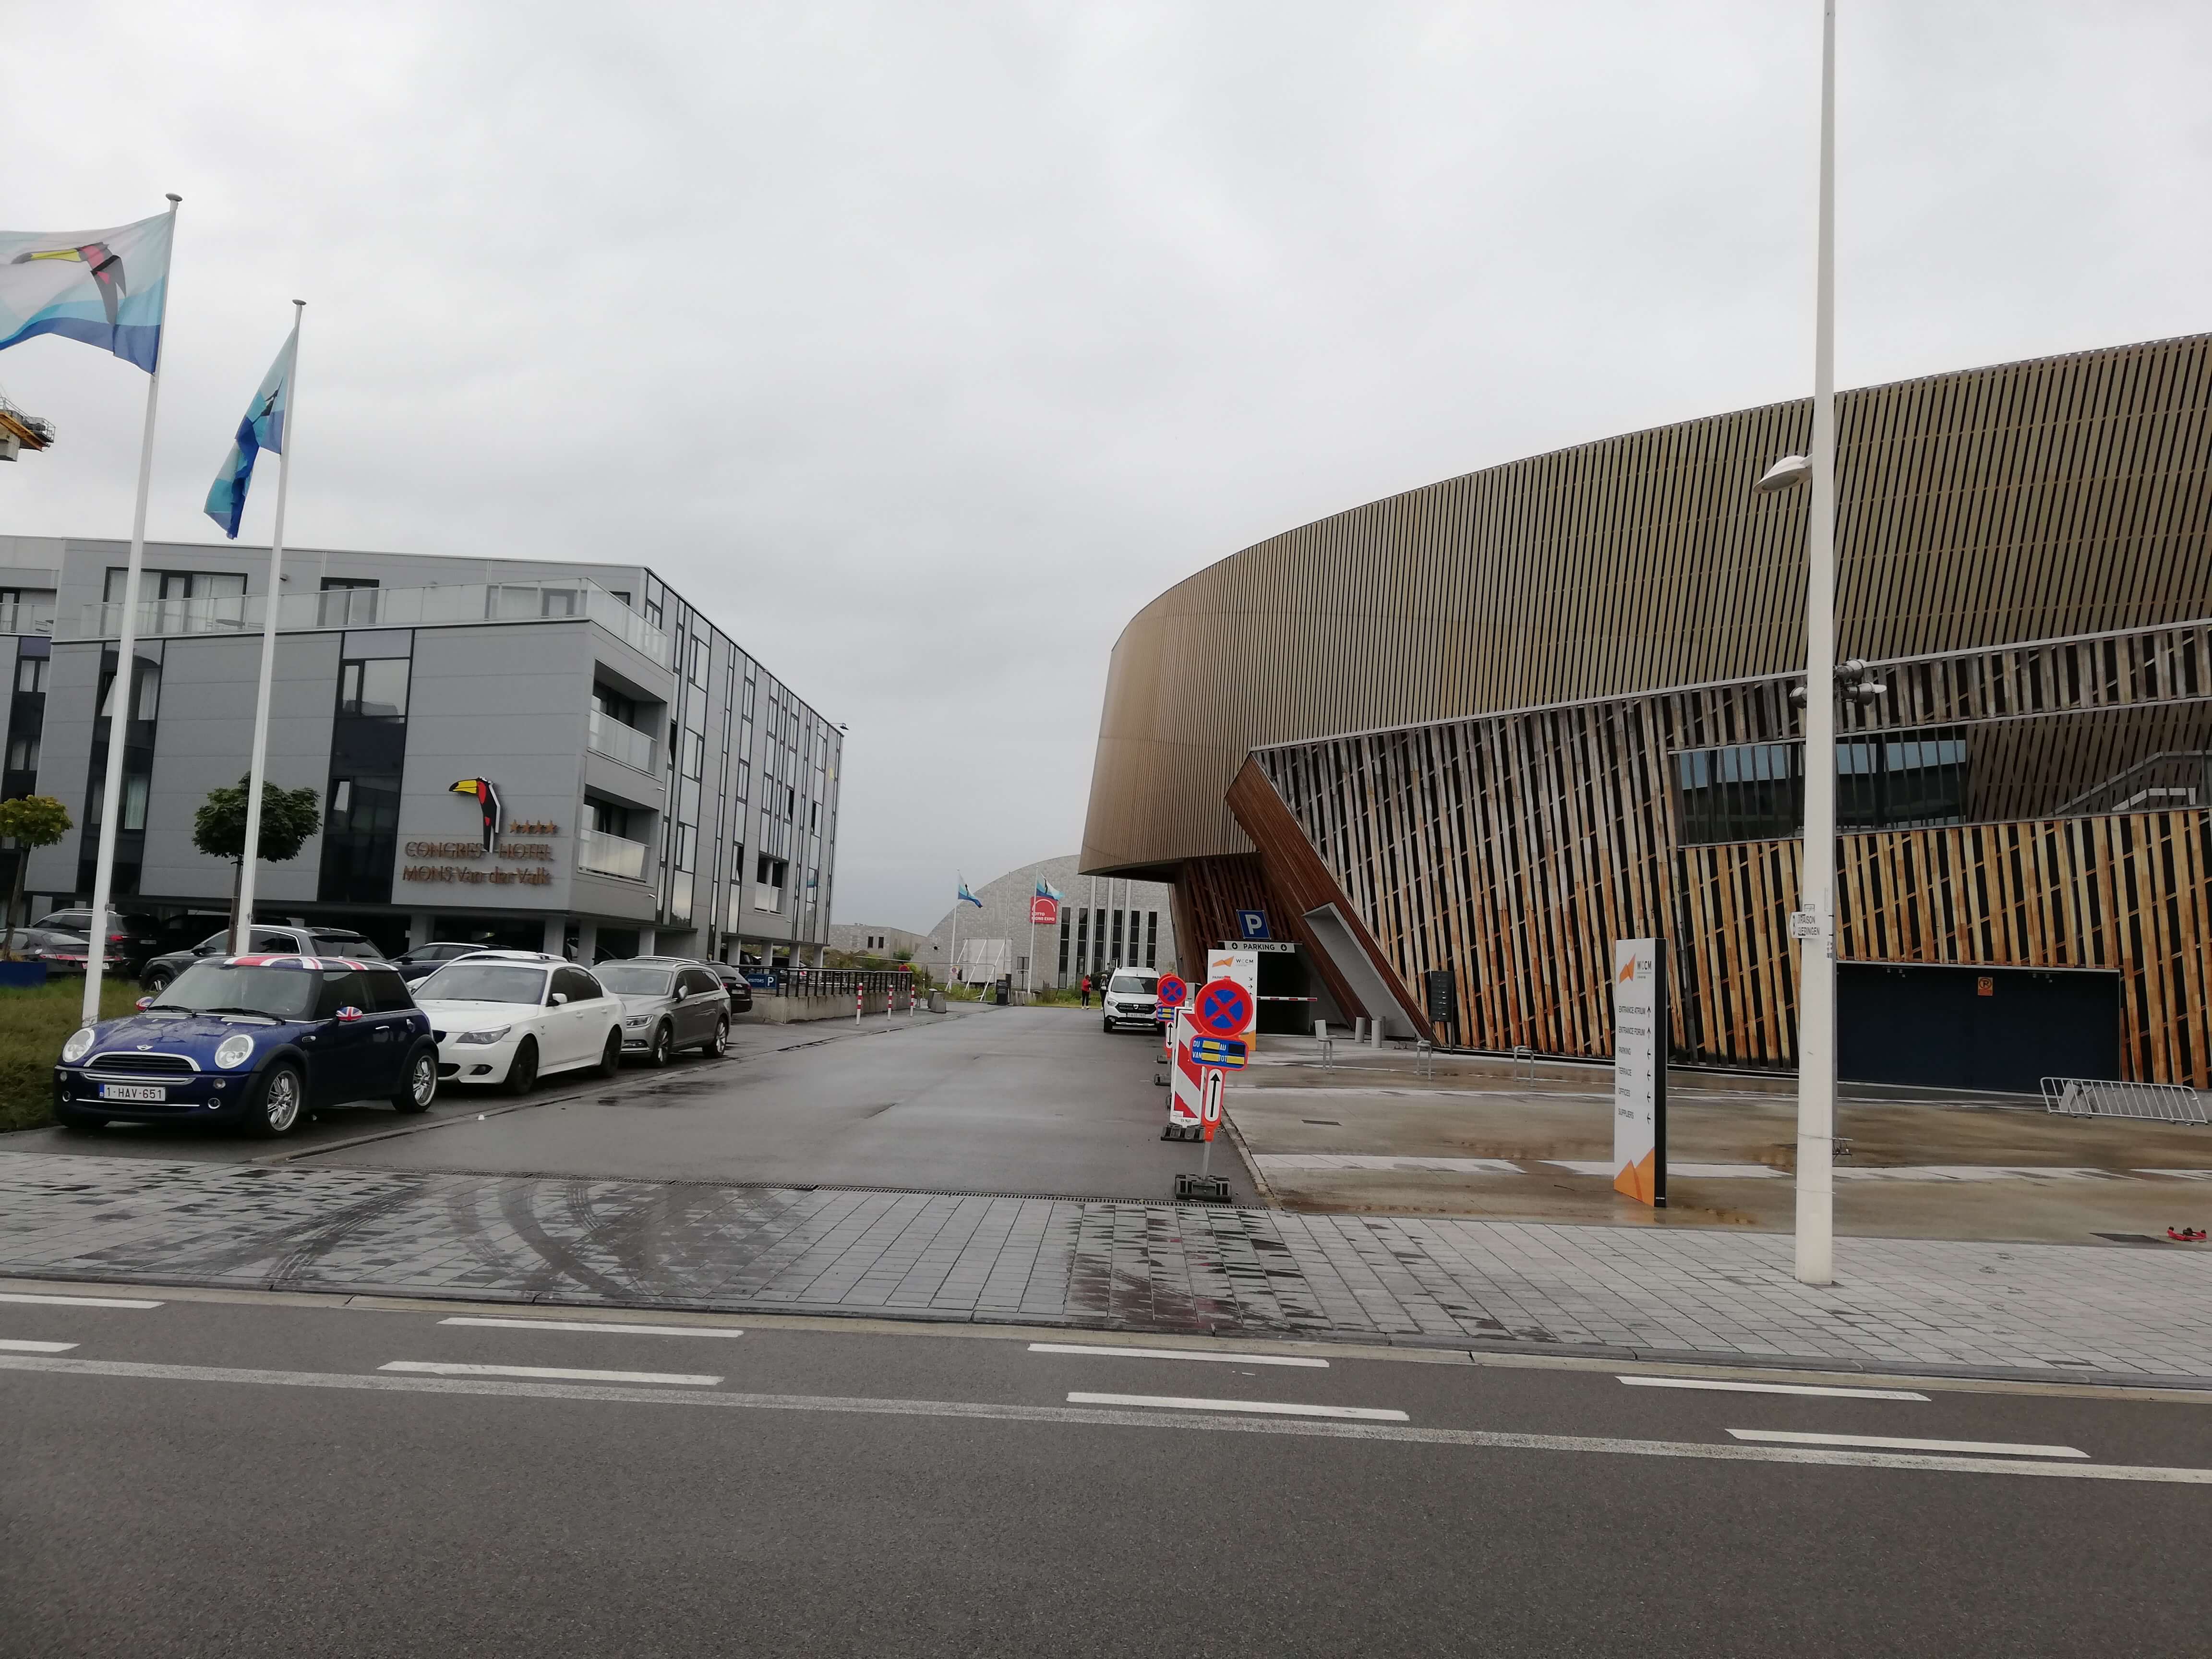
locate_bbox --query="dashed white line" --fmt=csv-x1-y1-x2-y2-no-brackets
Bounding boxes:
0,1292,164,1309
1729,1429,2088,1458
0,1338,77,1353
1067,1391,1406,1421
4,1355,2203,1483
1620,1374,1929,1401
379,1361,721,1386
439,1317,745,1339
1029,1343,1327,1368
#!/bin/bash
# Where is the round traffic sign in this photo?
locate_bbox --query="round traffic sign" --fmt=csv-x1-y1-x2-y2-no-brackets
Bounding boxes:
1193,977,1253,1038
1156,974,1188,1010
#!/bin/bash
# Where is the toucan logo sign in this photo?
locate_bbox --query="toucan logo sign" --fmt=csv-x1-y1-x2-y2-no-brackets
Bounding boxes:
398,776,561,889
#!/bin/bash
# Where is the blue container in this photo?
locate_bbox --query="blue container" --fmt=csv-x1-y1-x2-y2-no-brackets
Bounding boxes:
0,961,49,988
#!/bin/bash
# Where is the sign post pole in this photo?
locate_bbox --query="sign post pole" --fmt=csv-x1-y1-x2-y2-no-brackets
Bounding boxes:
1611,937,1668,1208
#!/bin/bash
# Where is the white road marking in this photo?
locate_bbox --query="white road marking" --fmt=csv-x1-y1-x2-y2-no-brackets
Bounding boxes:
1029,1343,1327,1368
0,1292,164,1309
379,1361,721,1386
439,1317,744,1339
1729,1430,2088,1458
1546,1161,1784,1179
1067,1391,1407,1421
0,1338,77,1353
1256,1155,1525,1175
3,1355,2203,1483
1620,1374,1928,1401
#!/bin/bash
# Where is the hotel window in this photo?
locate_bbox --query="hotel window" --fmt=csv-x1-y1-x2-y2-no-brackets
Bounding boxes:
97,661,162,723
15,657,45,695
320,775,401,905
86,770,151,831
680,729,705,780
1145,912,1158,968
6,735,37,773
337,658,409,719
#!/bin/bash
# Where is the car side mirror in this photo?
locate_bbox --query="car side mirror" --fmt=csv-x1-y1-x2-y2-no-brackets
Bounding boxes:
551,992,569,1006
136,996,153,1010
336,1006,364,1022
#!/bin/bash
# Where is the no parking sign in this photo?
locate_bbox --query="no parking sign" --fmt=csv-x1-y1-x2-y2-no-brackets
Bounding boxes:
1193,977,1253,1040
1156,974,1187,1012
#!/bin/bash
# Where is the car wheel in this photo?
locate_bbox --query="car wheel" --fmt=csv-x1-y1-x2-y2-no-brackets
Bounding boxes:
391,1047,437,1115
503,1038,539,1095
1102,1017,1114,1033
702,1016,729,1058
142,966,173,996
249,1063,306,1137
595,1027,623,1078
647,1022,674,1067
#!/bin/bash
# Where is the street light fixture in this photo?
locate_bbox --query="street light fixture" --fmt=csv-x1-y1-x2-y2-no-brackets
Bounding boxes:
1756,0,1842,1287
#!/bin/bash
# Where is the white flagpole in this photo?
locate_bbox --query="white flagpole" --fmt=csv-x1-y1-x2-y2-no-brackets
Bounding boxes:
949,881,961,988
83,193,182,1026
233,300,304,955
1025,865,1037,997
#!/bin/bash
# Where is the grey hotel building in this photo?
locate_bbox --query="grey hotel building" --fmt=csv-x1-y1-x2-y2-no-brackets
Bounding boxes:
0,533,841,965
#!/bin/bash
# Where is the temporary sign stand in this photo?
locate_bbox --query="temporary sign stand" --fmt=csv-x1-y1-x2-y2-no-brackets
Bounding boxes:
1611,938,1668,1208
1173,1068,1231,1202
1153,974,1186,1090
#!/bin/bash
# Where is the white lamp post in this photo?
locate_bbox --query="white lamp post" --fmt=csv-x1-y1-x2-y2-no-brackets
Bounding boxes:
1755,0,1840,1287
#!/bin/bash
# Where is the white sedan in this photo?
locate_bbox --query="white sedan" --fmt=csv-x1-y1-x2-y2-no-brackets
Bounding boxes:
413,954,625,1093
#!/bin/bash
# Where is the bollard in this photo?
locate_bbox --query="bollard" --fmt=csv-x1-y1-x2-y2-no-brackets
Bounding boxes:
855,983,862,1026
1371,1021,1384,1051
1353,1016,1367,1043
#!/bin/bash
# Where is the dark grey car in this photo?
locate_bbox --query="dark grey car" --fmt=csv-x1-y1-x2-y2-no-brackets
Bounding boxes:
596,957,731,1066
140,925,385,994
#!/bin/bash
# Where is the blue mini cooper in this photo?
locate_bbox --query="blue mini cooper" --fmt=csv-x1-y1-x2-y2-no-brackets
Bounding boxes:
53,954,439,1137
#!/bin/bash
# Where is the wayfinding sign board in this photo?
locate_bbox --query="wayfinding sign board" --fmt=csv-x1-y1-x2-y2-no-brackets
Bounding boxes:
1611,938,1668,1208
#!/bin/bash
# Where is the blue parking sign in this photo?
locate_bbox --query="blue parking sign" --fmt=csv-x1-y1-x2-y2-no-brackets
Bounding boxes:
1236,910,1269,941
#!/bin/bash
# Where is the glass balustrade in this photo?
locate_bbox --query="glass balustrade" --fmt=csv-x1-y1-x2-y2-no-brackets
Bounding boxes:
70,579,672,665
0,599,55,636
577,828,649,881
587,709,657,772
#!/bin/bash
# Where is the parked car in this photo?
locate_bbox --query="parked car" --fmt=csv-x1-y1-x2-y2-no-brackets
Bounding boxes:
390,941,493,984
30,908,165,974
139,924,386,994
8,926,107,973
594,957,733,1065
52,954,436,1136
412,951,624,1092
705,960,755,1017
1101,969,1162,1033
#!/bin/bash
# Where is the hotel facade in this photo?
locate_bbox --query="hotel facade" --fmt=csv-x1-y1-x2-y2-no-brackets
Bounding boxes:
0,533,841,965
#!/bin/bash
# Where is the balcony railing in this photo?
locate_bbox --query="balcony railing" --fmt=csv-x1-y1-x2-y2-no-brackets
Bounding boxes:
577,827,649,881
587,709,657,773
70,579,671,666
0,599,55,637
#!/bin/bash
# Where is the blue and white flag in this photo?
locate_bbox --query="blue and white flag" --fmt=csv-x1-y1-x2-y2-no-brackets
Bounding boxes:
957,880,983,908
1035,877,1063,902
204,329,296,539
0,211,175,373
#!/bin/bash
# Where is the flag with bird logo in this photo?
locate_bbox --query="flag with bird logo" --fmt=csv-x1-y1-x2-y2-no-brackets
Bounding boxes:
204,327,296,538
0,211,175,372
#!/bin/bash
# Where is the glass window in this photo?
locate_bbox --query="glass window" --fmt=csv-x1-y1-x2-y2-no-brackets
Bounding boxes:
310,932,385,959
15,656,46,694
1108,972,1158,996
595,964,674,997
681,730,705,779
6,735,38,773
552,966,599,1002
414,962,551,1005
338,658,409,718
313,969,373,1020
365,970,414,1013
1675,729,1970,844
151,962,320,1021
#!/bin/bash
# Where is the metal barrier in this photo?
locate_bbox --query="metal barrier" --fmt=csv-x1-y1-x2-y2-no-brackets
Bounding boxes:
1511,1045,1538,1085
2041,1076,2209,1125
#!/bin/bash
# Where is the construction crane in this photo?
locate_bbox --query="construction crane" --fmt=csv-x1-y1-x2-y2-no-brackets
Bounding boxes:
0,392,55,461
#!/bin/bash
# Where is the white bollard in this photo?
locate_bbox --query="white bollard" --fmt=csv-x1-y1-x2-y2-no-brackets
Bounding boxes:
1353,1016,1367,1043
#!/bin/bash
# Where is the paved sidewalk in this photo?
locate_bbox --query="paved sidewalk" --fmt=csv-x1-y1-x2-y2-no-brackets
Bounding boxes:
2,1150,2208,1383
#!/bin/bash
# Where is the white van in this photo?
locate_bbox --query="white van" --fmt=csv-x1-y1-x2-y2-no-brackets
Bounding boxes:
1101,969,1161,1033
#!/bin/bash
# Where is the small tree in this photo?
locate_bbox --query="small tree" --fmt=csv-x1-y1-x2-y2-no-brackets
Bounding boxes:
0,794,72,958
192,775,323,953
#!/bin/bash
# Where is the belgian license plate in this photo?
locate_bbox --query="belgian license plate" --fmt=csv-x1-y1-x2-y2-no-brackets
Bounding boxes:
97,1083,167,1102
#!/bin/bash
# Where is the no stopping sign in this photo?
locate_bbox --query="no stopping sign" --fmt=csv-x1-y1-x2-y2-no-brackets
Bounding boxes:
1193,977,1253,1039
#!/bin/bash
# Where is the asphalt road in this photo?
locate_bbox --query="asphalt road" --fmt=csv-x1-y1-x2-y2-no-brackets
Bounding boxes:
2,1284,2204,1657
4,1006,1253,1204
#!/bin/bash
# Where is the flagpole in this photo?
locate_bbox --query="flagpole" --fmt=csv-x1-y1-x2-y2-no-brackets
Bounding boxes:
83,193,181,1026
949,880,961,989
1026,865,1037,998
233,300,304,954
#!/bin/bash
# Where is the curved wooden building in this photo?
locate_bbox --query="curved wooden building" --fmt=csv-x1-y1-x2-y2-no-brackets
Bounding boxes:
1082,335,2212,1087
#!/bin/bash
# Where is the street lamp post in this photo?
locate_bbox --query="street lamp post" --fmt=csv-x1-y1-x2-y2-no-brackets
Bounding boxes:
1755,0,1840,1287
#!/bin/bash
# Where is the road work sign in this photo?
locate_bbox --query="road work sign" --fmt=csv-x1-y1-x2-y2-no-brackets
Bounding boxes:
1611,938,1668,1208
1166,1008,1205,1139
1189,1035,1247,1069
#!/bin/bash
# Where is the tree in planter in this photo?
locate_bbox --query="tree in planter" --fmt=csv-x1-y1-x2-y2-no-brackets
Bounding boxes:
192,776,323,953
0,795,72,958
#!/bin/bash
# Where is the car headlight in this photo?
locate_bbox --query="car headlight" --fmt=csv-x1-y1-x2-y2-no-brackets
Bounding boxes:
60,1027,96,1063
214,1033,256,1070
454,1025,513,1046
624,1016,650,1028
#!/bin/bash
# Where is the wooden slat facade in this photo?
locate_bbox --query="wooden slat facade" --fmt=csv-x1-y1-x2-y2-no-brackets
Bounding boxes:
1251,620,2212,1085
1083,335,2212,877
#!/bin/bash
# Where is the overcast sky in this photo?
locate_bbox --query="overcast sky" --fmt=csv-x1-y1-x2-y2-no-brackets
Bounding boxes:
3,2,2206,929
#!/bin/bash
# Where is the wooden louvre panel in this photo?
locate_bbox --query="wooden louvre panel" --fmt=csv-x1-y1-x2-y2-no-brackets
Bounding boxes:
1083,334,2212,878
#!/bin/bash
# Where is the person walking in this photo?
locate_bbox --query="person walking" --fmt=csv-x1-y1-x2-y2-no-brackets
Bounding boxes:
1079,973,1092,1008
